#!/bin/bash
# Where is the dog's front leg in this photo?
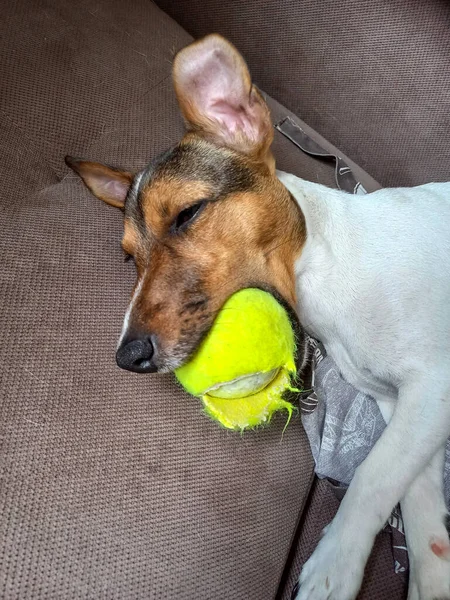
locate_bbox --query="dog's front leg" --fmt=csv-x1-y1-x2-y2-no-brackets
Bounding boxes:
292,378,450,600
377,402,450,600
402,446,450,600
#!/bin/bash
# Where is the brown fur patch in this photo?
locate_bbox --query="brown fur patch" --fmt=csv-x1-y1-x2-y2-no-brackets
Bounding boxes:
140,179,213,238
67,35,308,371
120,152,306,370
122,219,140,267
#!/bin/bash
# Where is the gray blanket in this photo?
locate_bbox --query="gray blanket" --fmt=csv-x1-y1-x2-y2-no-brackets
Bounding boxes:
301,337,450,573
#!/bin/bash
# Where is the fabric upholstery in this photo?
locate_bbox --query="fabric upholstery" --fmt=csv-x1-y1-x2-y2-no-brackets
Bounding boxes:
155,0,450,188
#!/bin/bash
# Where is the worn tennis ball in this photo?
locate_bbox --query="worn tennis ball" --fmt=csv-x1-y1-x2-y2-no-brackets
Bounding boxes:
175,288,298,431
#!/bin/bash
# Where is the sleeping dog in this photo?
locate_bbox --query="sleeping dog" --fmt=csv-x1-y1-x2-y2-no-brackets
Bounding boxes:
66,35,450,600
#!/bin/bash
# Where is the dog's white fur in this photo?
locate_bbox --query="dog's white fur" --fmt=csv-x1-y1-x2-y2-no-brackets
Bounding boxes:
278,172,450,600
118,276,144,349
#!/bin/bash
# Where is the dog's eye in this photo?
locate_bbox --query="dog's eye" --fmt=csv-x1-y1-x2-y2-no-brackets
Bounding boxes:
172,201,205,233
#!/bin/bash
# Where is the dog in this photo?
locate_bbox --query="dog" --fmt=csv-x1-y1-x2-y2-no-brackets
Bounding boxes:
66,34,450,600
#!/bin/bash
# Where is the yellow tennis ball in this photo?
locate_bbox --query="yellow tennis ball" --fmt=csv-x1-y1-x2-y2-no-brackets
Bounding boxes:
175,288,298,431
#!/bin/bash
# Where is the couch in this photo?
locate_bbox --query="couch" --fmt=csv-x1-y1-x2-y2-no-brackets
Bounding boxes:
2,0,448,598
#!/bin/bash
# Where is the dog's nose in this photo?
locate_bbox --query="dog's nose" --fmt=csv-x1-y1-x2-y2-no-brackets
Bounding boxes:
116,336,157,373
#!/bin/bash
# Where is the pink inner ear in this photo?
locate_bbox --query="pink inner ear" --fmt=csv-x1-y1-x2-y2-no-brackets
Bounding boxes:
100,177,129,202
211,99,257,139
185,46,262,142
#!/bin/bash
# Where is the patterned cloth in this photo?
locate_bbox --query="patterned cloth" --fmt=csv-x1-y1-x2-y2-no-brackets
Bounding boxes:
301,337,450,573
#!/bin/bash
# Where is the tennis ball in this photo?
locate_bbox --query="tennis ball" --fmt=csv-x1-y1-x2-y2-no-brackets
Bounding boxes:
175,288,299,431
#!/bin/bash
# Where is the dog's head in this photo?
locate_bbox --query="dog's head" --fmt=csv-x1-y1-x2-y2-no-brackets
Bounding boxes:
66,35,307,373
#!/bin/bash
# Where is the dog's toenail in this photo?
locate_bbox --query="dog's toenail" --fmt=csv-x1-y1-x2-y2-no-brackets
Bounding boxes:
290,581,299,599
326,576,330,589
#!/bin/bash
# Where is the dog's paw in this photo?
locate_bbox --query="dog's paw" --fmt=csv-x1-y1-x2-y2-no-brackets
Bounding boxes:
407,542,450,600
291,528,368,600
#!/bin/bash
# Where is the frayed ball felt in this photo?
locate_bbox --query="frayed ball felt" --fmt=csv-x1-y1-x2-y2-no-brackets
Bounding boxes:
175,288,299,431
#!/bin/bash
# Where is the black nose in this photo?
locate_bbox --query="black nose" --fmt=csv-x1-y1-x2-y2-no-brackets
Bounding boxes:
116,337,157,373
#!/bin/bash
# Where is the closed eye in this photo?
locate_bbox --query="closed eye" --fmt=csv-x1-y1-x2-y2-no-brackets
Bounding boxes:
171,200,206,233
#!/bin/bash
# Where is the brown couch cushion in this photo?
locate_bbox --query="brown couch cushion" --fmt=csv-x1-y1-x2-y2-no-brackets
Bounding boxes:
156,0,450,188
0,1,384,599
0,0,191,180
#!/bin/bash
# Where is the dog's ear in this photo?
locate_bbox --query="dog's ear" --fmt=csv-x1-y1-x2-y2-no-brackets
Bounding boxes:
173,34,274,164
65,157,133,209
